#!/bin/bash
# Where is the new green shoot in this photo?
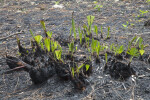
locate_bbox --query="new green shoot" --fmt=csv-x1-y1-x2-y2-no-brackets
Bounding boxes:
34,35,43,45
146,0,150,4
72,14,76,40
110,43,114,51
46,31,52,38
106,26,110,38
40,20,46,31
78,27,82,45
127,47,139,63
83,24,90,36
95,42,101,56
77,64,85,74
51,40,58,53
94,5,103,12
87,15,95,35
55,50,62,61
44,38,50,52
40,42,44,50
91,38,98,54
71,67,75,77
85,36,90,48
85,64,90,71
30,29,35,38
122,21,129,28
94,25,98,36
105,53,108,64
114,45,124,56
138,10,148,17
100,26,103,38
139,49,145,56
68,41,74,56
127,36,137,53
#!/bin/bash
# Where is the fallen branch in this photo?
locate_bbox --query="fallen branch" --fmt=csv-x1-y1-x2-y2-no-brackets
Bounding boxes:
0,32,21,41
3,65,25,74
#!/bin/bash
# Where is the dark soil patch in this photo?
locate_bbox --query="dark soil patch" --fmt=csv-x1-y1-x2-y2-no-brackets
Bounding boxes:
0,0,150,100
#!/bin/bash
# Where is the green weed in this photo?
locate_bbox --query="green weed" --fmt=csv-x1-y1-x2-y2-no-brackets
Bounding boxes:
78,27,83,45
127,47,139,63
34,35,43,45
72,12,76,40
94,5,103,12
114,45,124,56
44,38,51,52
106,26,110,39
105,53,108,64
87,15,95,35
94,25,98,36
68,41,74,56
55,50,62,61
138,10,148,17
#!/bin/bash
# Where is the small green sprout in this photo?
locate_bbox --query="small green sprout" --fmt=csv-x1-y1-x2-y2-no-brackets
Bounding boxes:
138,37,143,49
51,40,58,53
95,42,101,57
106,26,110,39
68,41,74,56
85,36,90,48
88,48,91,53
40,42,44,50
69,28,72,36
76,64,85,74
75,45,78,51
76,64,90,76
30,29,35,38
138,37,148,50
54,1,60,5
136,37,148,56
17,52,21,56
114,45,124,56
55,50,62,61
71,67,75,77
146,0,150,4
78,27,82,45
83,24,88,34
93,1,98,4
122,24,127,28
138,10,148,17
34,35,43,45
134,37,141,46
130,23,135,27
103,44,108,51
127,47,139,63
94,5,103,12
127,36,147,56
58,44,62,51
40,20,47,37
100,26,103,38
40,20,46,31
85,64,90,71
46,31,52,38
105,53,108,64
139,49,145,56
72,12,76,40
44,38,51,52
87,15,95,35
122,21,129,28
89,55,92,61
91,38,98,54
127,36,137,53
110,43,114,51
94,25,98,36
